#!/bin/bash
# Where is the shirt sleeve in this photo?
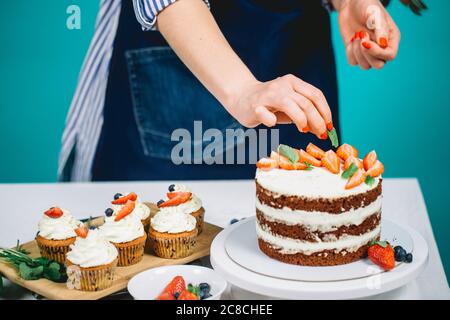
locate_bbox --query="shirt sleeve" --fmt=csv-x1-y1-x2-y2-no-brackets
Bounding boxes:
132,0,210,31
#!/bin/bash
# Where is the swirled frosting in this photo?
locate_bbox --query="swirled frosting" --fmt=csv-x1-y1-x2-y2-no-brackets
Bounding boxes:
66,229,118,268
99,214,145,243
38,209,83,240
111,194,150,221
171,184,202,214
151,206,196,234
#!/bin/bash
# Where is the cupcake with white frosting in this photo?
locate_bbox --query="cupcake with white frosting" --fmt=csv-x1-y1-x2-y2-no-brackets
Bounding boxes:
66,229,118,291
157,184,205,234
108,192,151,232
35,206,84,264
149,206,198,259
99,200,147,266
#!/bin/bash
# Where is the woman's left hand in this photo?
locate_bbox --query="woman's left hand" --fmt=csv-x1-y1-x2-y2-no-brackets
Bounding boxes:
336,0,401,70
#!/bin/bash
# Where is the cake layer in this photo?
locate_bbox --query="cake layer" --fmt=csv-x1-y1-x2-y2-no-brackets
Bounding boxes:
255,196,382,232
256,180,382,214
258,238,377,266
256,221,381,255
256,209,380,242
256,168,381,199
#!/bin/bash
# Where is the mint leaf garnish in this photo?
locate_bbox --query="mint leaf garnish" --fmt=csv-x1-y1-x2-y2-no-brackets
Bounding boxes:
328,128,339,148
304,162,314,171
277,144,299,164
341,163,358,179
365,175,375,186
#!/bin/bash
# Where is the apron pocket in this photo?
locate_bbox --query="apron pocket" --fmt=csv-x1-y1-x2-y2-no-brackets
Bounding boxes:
126,46,242,161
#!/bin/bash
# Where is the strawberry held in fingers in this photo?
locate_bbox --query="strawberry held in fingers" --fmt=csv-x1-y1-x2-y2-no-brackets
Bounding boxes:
368,241,395,271
336,144,358,161
306,143,325,159
322,150,340,174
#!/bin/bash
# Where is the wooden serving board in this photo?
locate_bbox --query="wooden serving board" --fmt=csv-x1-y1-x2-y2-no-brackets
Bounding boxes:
0,203,222,300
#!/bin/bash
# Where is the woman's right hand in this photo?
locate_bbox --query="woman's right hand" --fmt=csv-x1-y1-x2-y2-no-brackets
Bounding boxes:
226,74,334,139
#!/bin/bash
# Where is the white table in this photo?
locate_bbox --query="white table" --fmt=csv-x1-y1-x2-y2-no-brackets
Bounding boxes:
0,178,449,299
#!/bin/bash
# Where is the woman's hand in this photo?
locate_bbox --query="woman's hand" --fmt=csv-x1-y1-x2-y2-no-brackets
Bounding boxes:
335,0,401,69
226,75,333,139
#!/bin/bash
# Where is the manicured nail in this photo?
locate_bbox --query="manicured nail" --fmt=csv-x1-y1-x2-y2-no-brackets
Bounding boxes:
359,31,367,39
379,37,388,49
302,126,310,133
362,42,371,49
326,121,333,131
320,132,328,140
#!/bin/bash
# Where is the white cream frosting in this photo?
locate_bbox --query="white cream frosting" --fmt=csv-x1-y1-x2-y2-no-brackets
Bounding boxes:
99,214,145,244
38,209,83,240
66,229,118,268
257,221,380,255
151,206,196,234
256,196,382,233
111,193,150,221
256,167,380,199
170,184,202,214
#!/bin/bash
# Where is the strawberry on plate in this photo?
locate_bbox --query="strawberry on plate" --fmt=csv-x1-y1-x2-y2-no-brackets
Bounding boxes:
345,168,366,189
256,157,278,170
159,192,192,207
156,275,186,299
322,150,340,174
298,149,321,167
306,143,325,159
44,207,64,219
155,292,176,300
344,156,363,170
111,192,138,205
336,144,358,161
366,160,384,178
114,200,136,221
74,226,88,238
363,150,377,171
368,240,395,271
178,290,199,300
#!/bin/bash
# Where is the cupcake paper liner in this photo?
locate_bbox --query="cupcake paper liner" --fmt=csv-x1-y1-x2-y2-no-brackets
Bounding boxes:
113,234,147,267
191,207,205,235
35,236,75,265
149,230,198,259
66,259,117,292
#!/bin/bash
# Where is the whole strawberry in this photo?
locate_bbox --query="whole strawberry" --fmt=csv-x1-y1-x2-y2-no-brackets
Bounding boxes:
368,240,395,271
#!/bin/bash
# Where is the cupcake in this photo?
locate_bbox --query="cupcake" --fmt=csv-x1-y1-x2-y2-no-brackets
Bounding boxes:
35,207,84,264
149,206,198,259
99,200,147,266
157,184,205,234
66,229,118,291
108,192,151,232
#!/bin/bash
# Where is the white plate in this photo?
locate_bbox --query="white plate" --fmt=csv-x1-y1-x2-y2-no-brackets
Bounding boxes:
225,217,413,282
211,217,428,300
128,265,227,300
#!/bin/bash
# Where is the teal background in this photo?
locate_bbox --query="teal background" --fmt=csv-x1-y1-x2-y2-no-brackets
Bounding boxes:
0,1,449,284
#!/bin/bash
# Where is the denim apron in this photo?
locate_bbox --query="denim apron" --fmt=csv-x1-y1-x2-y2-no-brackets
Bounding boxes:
91,0,339,181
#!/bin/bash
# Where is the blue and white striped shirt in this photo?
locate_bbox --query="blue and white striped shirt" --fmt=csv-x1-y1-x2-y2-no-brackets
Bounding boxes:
58,0,209,181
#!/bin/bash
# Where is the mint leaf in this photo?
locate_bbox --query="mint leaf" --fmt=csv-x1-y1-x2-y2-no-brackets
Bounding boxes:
19,263,43,280
187,283,200,298
328,128,339,148
304,162,314,171
341,163,358,179
277,144,299,164
43,262,62,282
365,175,375,186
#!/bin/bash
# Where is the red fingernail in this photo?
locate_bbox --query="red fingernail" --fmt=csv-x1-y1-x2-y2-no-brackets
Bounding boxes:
362,42,371,49
379,37,388,49
320,132,328,140
359,31,367,39
326,121,333,131
302,126,310,133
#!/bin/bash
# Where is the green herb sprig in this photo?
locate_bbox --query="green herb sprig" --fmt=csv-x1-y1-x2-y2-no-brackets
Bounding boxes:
277,144,299,164
328,128,339,148
0,241,66,283
341,163,358,179
304,162,314,171
365,175,375,186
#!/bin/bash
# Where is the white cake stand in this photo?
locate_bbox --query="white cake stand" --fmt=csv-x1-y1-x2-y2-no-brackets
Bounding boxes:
210,217,428,300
